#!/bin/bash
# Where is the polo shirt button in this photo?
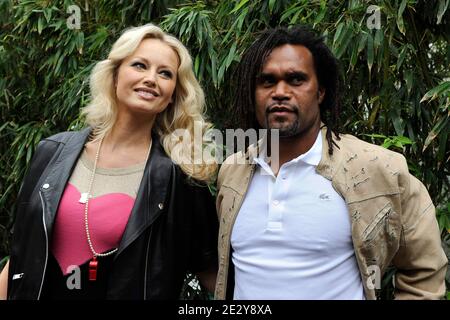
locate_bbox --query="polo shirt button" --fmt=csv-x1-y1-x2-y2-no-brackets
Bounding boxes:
42,183,50,189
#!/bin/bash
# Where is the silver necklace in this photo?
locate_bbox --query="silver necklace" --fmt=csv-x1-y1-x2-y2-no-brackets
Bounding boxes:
83,136,152,281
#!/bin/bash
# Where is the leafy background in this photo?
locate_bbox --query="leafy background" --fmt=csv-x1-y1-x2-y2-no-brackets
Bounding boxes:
0,0,449,299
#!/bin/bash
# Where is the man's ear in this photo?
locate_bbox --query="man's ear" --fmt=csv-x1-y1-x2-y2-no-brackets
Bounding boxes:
318,88,325,104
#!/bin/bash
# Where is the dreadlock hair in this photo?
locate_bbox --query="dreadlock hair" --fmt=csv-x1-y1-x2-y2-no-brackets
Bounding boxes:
231,25,341,155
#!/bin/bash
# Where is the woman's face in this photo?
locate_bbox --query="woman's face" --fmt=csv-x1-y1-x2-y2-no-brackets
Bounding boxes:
115,38,179,118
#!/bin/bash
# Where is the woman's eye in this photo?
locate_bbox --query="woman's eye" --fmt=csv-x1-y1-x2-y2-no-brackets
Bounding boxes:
132,62,146,69
160,70,173,78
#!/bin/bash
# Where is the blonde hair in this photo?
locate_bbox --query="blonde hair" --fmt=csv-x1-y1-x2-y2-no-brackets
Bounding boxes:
81,24,217,183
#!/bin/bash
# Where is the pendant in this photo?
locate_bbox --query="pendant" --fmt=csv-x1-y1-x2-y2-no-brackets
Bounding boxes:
89,256,98,281
79,192,89,204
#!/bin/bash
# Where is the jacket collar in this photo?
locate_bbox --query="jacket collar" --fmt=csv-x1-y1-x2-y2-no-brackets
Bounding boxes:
41,127,91,237
40,128,173,258
316,124,344,181
115,131,173,257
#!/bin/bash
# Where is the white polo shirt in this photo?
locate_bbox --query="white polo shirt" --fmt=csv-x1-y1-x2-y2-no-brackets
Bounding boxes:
231,132,365,300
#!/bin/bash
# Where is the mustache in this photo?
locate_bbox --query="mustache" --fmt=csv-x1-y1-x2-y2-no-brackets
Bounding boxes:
265,102,298,115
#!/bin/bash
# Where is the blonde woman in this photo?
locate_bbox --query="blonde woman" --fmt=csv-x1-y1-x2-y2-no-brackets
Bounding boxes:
0,24,218,300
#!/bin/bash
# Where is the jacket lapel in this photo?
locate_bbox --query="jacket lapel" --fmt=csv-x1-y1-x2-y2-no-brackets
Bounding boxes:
40,128,91,237
115,133,173,258
316,125,344,181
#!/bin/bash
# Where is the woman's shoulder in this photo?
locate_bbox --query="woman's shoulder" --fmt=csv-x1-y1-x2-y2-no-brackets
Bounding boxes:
43,127,91,144
32,128,91,159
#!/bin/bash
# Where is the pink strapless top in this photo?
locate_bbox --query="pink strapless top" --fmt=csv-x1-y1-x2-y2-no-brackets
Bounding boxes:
51,183,134,274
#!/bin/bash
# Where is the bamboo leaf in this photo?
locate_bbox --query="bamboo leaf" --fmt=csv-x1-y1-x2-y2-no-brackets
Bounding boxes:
230,0,250,14
269,0,276,13
196,18,203,46
290,9,303,24
37,16,44,34
423,116,448,151
357,32,368,53
54,51,65,76
210,53,217,87
180,20,188,37
236,8,248,33
194,54,200,76
333,23,344,45
43,8,52,23
420,81,450,103
397,0,407,35
368,98,380,127
350,42,358,68
217,62,226,85
76,32,84,55
314,3,326,26
393,115,405,136
374,29,383,51
363,133,387,139
404,70,413,94
437,0,449,24
334,25,353,59
367,32,374,73
281,4,305,23
225,42,237,68
26,145,33,164
397,45,407,70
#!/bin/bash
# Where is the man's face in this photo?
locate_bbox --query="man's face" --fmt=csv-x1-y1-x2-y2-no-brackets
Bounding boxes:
255,44,325,138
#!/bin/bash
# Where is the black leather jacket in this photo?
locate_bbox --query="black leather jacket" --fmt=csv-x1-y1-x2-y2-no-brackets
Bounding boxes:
7,128,218,299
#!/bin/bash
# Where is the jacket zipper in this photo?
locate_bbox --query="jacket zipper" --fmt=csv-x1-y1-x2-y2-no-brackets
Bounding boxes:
143,227,153,299
37,190,49,300
362,207,392,243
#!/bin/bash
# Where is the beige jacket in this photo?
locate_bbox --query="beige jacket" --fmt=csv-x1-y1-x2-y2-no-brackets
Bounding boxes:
214,127,447,300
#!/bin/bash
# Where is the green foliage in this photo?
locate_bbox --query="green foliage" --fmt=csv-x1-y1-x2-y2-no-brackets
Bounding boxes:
1,0,449,299
363,133,413,151
443,231,450,300
0,256,8,271
437,202,450,246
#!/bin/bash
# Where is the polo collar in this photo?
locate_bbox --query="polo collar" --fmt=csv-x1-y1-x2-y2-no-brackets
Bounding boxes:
253,130,322,172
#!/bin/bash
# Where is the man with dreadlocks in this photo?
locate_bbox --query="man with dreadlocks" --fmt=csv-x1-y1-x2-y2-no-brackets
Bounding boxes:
214,25,447,300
